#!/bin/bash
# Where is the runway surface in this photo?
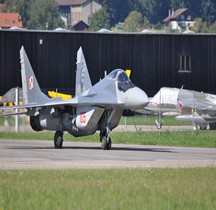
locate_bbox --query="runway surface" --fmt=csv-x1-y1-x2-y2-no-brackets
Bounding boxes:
0,140,215,170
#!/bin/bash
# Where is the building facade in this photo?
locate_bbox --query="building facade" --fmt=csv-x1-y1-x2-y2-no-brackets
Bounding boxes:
0,30,215,97
163,8,198,30
0,13,22,29
57,0,102,28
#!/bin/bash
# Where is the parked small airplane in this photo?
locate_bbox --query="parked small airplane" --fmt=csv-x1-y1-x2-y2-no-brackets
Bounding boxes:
0,46,149,149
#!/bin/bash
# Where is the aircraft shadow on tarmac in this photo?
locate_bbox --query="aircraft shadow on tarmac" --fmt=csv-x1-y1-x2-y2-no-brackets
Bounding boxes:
8,145,174,153
64,146,174,153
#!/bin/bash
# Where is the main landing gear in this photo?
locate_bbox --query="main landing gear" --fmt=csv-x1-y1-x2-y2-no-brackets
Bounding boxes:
100,127,112,150
54,130,64,149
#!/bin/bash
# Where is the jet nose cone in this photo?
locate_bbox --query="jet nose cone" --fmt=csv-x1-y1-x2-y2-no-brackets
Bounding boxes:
125,87,149,109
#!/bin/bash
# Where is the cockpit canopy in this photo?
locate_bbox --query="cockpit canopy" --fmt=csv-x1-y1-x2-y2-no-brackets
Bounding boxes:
107,69,135,92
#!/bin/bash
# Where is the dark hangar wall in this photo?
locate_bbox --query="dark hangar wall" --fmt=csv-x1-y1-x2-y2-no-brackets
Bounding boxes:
0,30,216,96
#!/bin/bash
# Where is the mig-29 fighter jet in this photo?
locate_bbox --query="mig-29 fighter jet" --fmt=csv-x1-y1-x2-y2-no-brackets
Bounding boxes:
0,46,148,150
144,87,216,130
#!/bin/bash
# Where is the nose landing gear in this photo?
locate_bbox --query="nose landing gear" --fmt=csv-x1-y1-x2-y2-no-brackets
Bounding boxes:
54,130,64,149
100,128,112,150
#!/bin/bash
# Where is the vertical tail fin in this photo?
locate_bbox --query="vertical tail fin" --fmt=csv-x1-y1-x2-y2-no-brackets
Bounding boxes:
75,47,92,96
20,46,49,104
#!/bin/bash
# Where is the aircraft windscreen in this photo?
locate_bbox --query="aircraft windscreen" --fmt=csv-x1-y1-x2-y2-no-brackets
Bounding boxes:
107,69,135,92
107,69,120,80
117,72,135,92
118,72,130,83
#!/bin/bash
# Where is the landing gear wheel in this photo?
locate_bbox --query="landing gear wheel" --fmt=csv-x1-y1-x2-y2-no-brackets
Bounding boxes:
101,137,112,150
101,137,107,150
209,122,216,130
107,138,112,150
156,122,162,129
54,130,63,149
199,125,207,130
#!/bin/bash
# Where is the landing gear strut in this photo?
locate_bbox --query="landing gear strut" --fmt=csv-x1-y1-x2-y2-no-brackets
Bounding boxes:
54,130,64,149
100,128,112,150
155,115,163,129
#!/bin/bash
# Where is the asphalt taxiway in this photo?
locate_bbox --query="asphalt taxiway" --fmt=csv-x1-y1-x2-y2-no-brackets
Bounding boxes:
0,140,215,169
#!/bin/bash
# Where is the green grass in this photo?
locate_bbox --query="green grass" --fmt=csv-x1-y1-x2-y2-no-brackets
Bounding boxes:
0,117,4,126
120,115,191,125
0,168,215,210
0,130,216,148
0,115,190,127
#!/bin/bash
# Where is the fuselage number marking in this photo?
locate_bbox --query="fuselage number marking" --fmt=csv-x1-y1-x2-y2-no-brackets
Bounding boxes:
80,112,86,123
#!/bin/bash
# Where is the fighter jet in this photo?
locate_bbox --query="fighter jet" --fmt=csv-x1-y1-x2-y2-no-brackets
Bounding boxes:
144,87,216,130
0,46,149,149
143,87,181,129
176,88,216,130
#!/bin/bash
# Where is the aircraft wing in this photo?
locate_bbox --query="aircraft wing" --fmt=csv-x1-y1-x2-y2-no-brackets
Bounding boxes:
0,94,124,113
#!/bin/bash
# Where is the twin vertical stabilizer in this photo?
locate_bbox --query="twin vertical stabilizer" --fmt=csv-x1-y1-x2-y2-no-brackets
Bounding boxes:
75,47,92,96
20,46,49,104
20,46,92,104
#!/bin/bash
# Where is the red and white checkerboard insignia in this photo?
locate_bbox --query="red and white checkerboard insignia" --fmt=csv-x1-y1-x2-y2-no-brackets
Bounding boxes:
29,76,34,90
80,112,86,123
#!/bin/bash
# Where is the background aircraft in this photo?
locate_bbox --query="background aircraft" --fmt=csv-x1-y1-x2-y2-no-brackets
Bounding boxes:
177,88,216,130
144,87,216,130
143,87,180,129
0,46,148,149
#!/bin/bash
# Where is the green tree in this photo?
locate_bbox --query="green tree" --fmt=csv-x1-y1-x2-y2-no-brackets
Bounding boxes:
136,0,169,24
168,0,203,17
94,0,216,29
143,16,150,29
191,18,208,33
169,0,185,10
26,0,63,30
209,22,216,33
4,0,63,29
89,8,110,31
201,0,216,24
123,10,143,32
98,0,135,27
3,0,31,27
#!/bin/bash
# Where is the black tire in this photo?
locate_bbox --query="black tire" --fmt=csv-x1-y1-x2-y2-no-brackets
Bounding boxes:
209,122,216,130
199,125,207,130
101,137,112,150
106,138,112,150
101,137,107,150
54,130,63,149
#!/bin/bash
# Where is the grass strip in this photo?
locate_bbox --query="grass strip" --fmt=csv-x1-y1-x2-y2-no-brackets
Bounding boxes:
0,115,191,127
119,115,191,125
0,168,215,210
0,130,215,148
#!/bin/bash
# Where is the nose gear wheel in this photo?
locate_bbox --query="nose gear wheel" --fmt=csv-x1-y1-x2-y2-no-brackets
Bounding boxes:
54,130,64,149
100,128,112,150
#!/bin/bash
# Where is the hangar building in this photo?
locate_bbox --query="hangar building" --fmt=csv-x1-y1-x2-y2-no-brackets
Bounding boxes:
0,30,216,97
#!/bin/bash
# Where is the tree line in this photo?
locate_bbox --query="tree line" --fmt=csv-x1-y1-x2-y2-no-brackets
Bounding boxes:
0,0,64,30
0,0,216,32
91,0,216,32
